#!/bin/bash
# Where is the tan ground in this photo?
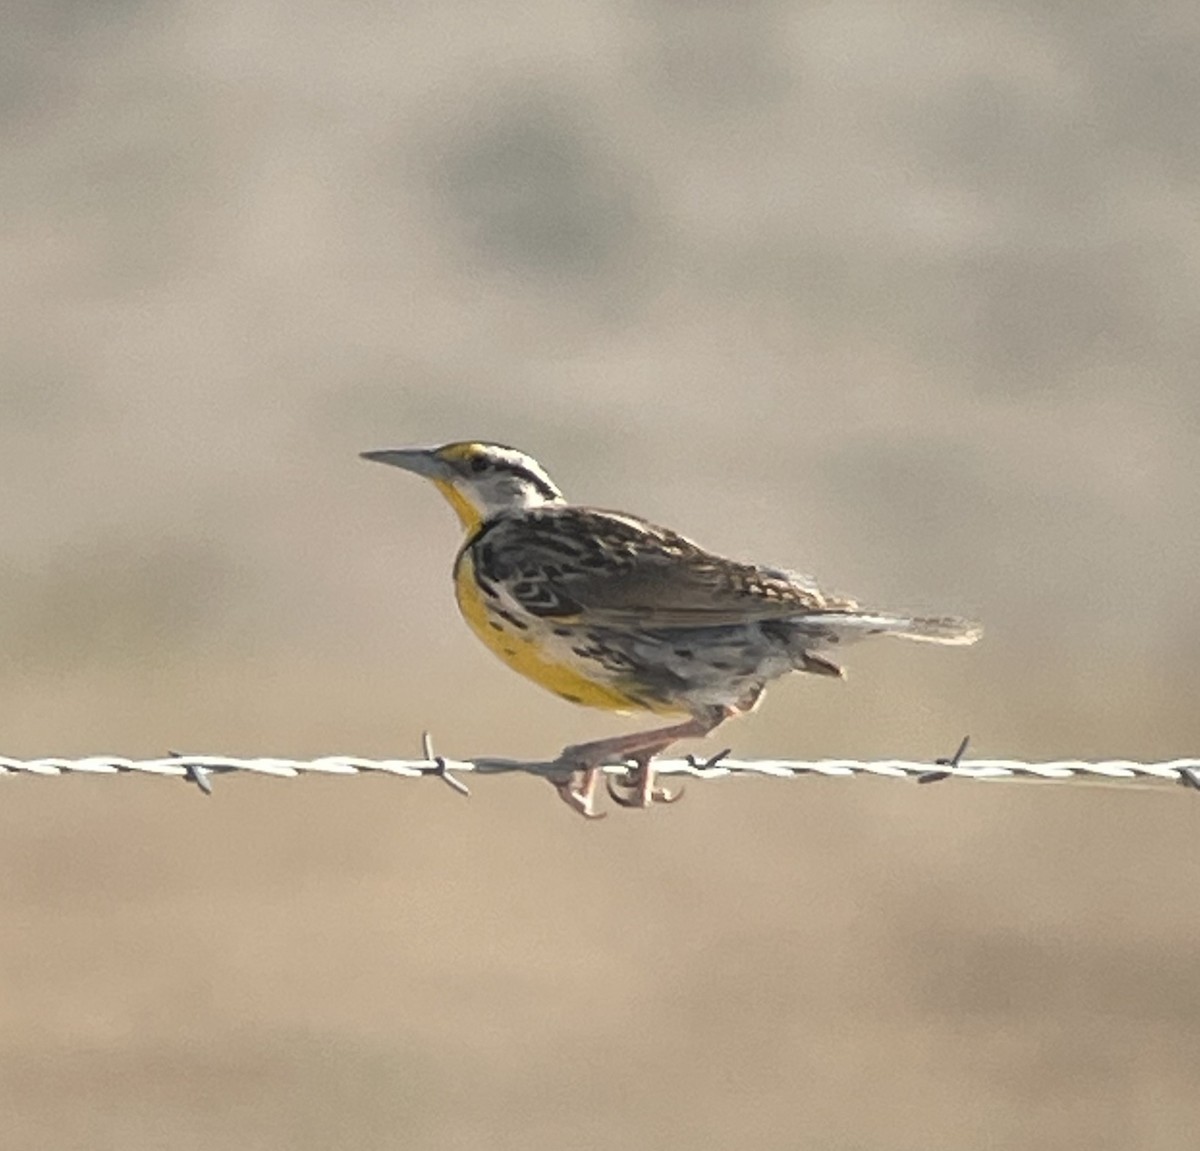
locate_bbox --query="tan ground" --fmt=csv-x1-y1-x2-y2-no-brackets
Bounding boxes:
4,2,1200,1147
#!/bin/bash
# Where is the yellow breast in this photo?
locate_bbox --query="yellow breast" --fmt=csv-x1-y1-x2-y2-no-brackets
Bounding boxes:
453,547,656,713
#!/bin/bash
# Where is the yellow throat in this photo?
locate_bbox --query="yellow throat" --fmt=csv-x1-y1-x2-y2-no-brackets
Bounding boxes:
433,479,485,534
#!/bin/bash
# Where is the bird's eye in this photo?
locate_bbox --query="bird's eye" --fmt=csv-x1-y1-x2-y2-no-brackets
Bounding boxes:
470,456,489,474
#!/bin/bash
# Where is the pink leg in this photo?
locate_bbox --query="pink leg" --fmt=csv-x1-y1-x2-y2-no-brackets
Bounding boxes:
552,706,733,817
552,765,606,820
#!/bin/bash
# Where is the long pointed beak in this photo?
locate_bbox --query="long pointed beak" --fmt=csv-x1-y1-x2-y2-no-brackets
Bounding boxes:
359,447,448,480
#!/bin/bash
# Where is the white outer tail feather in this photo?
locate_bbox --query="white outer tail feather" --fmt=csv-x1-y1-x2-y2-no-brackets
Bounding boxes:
801,613,982,646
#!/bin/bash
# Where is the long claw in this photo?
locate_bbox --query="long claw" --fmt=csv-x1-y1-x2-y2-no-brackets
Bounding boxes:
605,774,643,808
605,759,679,808
557,788,608,820
552,777,606,820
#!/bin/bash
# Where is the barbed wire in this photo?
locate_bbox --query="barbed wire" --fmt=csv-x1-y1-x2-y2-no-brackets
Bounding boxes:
2,735,1198,797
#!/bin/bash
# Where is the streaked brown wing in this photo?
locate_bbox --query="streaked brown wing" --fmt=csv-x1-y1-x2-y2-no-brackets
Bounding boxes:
473,507,856,627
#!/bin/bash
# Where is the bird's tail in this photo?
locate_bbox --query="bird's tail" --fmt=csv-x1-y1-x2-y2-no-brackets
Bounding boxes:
796,612,982,646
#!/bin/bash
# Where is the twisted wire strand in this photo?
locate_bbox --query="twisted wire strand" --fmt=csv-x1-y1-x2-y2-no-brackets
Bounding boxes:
2,747,1199,795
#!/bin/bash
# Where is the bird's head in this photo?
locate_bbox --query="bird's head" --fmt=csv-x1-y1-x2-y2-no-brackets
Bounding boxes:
360,441,565,532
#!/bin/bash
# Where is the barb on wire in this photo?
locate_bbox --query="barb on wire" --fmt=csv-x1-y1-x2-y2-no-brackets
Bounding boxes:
2,737,1199,795
1178,765,1200,792
917,734,972,784
168,749,212,796
421,730,470,797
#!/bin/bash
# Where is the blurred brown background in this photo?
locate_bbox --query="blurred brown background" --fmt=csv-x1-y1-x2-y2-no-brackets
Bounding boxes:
3,2,1200,1148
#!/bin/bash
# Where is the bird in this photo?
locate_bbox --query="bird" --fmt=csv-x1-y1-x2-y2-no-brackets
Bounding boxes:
361,441,981,818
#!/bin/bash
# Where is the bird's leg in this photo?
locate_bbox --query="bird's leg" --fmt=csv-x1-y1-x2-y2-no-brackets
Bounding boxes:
556,707,733,813
551,765,606,820
607,750,684,809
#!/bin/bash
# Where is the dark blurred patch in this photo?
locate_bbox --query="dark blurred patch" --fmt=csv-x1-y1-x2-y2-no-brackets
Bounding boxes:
0,536,235,673
67,105,221,290
1084,14,1200,180
307,356,460,433
2,1032,449,1150
904,73,1107,214
422,85,651,285
31,0,155,34
815,437,1004,592
910,924,1200,1027
5,79,223,293
0,47,69,128
921,74,1037,178
635,0,794,112
0,0,154,127
959,243,1161,387
0,342,100,432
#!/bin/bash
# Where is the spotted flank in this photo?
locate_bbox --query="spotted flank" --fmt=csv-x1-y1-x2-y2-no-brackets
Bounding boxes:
446,498,979,715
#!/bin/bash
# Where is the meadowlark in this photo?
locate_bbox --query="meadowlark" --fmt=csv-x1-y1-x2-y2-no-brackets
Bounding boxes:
362,442,980,818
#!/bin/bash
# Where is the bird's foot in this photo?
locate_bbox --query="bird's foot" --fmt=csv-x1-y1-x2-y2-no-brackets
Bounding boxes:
604,755,685,809
548,764,606,820
551,719,724,816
